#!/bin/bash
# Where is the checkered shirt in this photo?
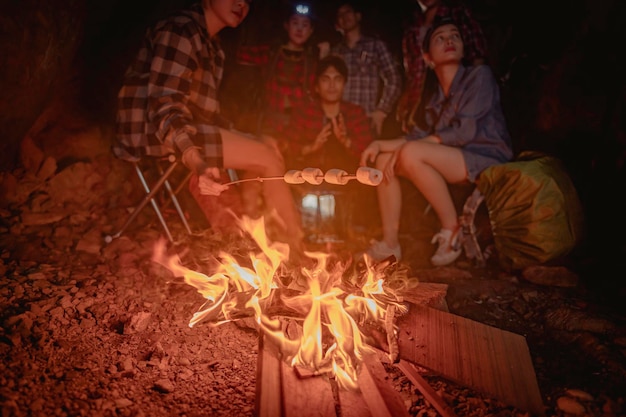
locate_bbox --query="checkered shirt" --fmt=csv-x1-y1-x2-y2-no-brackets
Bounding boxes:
115,3,225,167
331,36,402,115
280,100,373,161
236,45,316,118
402,5,488,112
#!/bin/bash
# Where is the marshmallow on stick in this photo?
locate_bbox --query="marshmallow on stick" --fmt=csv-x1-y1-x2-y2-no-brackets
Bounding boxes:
324,169,350,185
301,167,324,185
355,166,383,186
284,170,305,184
221,166,383,187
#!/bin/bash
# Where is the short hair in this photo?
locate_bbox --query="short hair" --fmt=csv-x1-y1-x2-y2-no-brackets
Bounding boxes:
316,55,349,80
336,1,364,15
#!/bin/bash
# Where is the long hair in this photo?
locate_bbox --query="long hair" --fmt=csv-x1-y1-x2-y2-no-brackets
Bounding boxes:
414,16,463,132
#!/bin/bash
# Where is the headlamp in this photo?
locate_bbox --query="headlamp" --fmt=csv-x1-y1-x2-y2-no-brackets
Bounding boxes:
295,4,310,16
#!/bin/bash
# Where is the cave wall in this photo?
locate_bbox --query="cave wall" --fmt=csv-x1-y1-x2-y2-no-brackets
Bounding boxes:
0,0,85,170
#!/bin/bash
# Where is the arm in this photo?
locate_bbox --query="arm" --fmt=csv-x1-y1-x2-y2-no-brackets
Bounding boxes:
374,40,403,115
281,104,324,156
359,138,407,167
147,25,226,194
147,26,215,161
397,26,427,130
342,104,374,157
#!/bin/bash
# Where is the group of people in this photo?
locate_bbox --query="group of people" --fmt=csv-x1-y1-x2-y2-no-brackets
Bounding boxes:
113,0,513,267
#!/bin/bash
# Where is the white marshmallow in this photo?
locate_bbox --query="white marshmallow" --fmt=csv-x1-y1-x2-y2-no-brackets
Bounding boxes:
302,167,324,185
356,167,383,186
324,169,350,185
284,170,305,184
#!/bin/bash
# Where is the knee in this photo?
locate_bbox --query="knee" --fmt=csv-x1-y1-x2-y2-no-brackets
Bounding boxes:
374,153,391,170
258,145,286,175
396,143,424,173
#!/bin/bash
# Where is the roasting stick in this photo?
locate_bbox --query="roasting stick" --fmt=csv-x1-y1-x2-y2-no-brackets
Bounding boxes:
222,175,286,186
221,167,383,187
395,360,459,417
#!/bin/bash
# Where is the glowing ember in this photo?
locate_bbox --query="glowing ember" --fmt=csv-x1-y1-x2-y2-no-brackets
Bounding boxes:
153,216,406,389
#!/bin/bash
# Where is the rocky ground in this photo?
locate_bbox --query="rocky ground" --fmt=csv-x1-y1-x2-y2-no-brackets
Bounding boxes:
1,133,625,417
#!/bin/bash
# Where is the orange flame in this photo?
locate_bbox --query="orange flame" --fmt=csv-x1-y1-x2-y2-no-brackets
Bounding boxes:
153,216,405,389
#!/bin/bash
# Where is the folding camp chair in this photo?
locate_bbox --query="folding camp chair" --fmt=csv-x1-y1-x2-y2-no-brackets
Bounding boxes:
105,154,193,244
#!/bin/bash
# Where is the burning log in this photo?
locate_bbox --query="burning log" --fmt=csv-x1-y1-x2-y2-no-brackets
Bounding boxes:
256,334,411,417
384,304,399,363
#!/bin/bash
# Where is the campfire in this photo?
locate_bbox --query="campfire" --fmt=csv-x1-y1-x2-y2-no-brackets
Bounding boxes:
151,167,545,416
152,166,406,390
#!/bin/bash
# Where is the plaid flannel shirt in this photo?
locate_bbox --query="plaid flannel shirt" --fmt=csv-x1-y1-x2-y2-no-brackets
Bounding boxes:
236,45,316,122
402,5,488,112
280,100,373,167
331,36,402,115
115,3,225,167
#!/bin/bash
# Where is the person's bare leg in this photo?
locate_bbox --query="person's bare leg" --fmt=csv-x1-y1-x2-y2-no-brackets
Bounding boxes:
220,130,303,244
374,153,403,248
396,141,467,230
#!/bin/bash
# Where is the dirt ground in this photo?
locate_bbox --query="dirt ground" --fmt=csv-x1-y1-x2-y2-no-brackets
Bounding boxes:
1,150,625,417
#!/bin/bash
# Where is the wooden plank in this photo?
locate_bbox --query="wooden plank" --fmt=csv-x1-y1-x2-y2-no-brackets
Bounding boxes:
397,304,545,416
255,334,283,417
397,282,450,312
336,387,373,417
395,360,458,417
255,333,336,417
281,364,337,417
358,353,411,417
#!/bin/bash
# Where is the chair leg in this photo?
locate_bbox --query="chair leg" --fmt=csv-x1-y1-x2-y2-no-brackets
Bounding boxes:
105,160,179,243
156,164,193,235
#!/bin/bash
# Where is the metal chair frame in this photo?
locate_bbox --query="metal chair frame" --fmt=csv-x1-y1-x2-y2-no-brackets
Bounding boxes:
105,155,192,244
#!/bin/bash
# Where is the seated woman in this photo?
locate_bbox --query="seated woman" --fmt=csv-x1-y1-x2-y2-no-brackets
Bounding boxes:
360,16,513,266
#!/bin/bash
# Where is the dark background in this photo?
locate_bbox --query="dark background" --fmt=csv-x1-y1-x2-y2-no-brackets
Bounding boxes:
0,0,625,307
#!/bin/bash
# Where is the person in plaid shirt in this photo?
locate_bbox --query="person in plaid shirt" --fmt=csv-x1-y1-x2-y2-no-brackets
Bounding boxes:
236,3,325,137
397,0,487,132
279,55,373,172
331,2,402,138
114,0,304,254
279,55,376,234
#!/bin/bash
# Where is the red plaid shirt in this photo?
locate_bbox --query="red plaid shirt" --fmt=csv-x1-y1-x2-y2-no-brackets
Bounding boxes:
237,44,316,132
280,100,373,170
402,5,487,111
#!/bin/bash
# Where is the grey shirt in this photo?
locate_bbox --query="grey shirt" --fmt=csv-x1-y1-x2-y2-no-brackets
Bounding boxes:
407,65,513,181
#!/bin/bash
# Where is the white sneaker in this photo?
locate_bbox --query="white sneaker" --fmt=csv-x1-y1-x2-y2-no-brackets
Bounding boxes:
430,229,462,266
365,240,402,262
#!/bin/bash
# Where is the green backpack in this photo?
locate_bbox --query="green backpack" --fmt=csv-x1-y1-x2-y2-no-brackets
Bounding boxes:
473,152,585,271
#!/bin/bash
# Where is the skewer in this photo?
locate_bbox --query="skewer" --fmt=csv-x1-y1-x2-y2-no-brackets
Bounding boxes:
222,176,286,186
222,167,383,187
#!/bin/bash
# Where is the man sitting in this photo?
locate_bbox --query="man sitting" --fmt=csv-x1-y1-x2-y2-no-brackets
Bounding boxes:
276,55,376,239
279,54,372,173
